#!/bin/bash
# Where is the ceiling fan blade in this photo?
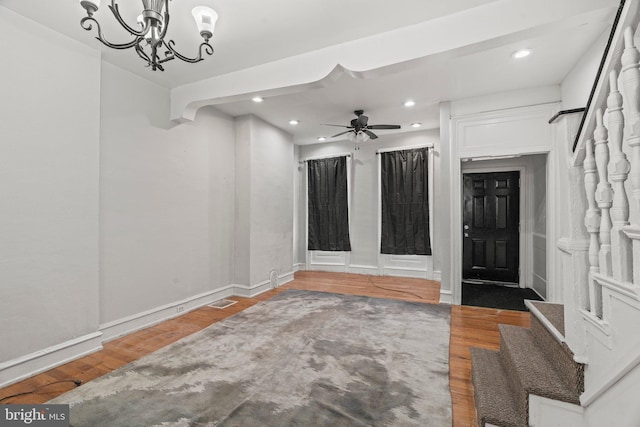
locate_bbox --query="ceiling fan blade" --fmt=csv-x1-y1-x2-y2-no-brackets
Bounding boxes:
368,124,401,130
364,130,378,139
321,123,351,128
331,130,353,138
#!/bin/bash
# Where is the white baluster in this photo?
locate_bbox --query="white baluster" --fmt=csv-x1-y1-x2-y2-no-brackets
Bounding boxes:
607,70,633,282
584,138,601,314
621,25,640,286
594,109,613,318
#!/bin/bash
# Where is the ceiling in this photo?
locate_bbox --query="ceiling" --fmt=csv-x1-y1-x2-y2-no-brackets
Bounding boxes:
1,0,619,145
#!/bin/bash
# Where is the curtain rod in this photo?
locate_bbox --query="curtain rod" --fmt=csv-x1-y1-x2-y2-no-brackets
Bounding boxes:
376,144,434,155
299,153,352,164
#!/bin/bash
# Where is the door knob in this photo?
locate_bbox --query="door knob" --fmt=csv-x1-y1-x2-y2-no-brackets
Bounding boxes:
464,225,469,230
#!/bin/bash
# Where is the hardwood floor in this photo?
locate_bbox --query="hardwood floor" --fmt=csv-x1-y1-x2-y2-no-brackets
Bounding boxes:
0,271,530,426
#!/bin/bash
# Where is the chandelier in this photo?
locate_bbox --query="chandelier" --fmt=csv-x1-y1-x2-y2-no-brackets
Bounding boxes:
79,0,218,71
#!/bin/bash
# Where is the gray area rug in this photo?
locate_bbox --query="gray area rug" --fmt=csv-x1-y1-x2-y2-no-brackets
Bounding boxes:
51,290,452,426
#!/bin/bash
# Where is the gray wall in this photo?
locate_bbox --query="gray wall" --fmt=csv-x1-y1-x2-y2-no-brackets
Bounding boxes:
0,7,101,363
235,115,294,286
99,62,237,325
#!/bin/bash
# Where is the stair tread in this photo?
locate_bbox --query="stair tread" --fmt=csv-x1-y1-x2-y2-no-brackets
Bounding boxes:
499,324,580,404
471,347,527,427
529,301,565,336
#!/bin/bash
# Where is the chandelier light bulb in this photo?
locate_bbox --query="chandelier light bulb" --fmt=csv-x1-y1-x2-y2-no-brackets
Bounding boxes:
192,6,218,41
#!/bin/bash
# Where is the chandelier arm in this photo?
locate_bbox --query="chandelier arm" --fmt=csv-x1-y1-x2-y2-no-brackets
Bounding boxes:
135,43,153,68
164,39,214,64
81,16,140,50
108,1,149,37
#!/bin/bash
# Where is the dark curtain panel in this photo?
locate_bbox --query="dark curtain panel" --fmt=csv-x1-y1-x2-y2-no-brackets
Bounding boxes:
380,148,432,255
307,156,351,251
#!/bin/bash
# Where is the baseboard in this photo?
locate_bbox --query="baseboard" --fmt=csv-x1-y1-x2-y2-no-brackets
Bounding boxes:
0,332,103,389
279,270,295,286
100,286,236,342
306,264,348,273
439,289,453,304
382,266,428,279
233,271,294,297
348,265,378,275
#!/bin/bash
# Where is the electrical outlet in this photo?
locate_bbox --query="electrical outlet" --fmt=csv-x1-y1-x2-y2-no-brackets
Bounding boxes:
177,305,184,313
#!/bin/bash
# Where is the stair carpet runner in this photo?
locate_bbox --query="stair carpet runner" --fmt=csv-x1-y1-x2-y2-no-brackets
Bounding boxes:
471,301,584,427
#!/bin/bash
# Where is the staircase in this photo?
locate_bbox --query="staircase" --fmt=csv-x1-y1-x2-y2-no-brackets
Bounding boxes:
471,301,584,427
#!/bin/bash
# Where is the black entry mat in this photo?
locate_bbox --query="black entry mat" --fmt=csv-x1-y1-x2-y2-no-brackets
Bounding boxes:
462,282,543,311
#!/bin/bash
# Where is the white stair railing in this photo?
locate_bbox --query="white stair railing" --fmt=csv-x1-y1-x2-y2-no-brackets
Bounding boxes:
577,18,640,320
569,0,640,414
584,138,601,316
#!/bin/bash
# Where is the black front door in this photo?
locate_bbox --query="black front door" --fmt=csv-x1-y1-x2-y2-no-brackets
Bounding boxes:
462,171,520,284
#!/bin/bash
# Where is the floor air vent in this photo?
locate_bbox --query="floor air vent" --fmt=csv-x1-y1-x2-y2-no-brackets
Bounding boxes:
208,299,237,309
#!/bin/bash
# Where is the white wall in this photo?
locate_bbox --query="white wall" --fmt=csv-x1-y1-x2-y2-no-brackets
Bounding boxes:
561,31,609,110
532,154,548,298
0,6,101,378
235,115,294,290
99,62,236,326
296,130,441,277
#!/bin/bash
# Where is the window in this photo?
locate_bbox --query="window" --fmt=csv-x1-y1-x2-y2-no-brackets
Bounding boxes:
307,156,351,251
380,147,431,255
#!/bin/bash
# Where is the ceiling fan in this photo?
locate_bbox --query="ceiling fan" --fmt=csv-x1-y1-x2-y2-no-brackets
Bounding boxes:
322,110,401,141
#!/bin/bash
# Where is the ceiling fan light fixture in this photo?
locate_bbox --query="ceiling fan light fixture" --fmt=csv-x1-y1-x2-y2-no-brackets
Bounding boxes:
356,132,370,143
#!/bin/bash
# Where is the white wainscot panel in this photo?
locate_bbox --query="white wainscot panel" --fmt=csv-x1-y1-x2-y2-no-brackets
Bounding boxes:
381,254,431,279
308,251,349,272
457,105,554,159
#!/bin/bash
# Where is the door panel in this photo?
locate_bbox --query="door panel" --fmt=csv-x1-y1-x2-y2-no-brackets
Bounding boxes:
463,171,520,284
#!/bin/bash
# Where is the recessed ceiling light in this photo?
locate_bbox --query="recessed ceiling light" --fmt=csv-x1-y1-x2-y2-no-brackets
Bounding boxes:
252,96,264,103
289,120,299,125
512,49,531,59
317,137,327,142
404,100,416,107
411,123,422,128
